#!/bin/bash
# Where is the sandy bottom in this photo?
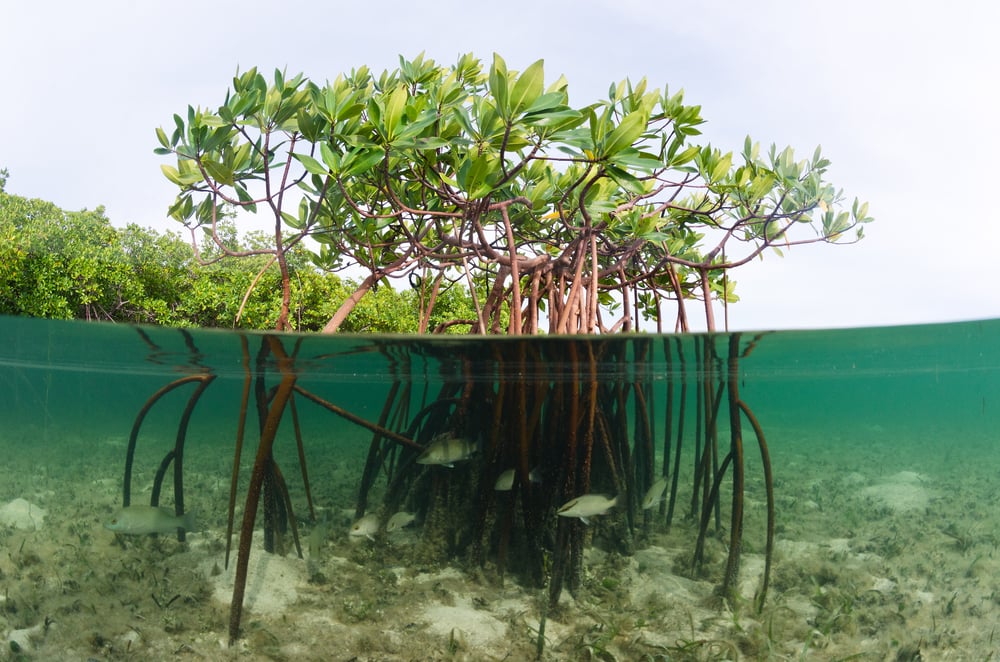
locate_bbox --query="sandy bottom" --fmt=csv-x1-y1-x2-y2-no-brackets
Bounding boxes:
2,426,999,661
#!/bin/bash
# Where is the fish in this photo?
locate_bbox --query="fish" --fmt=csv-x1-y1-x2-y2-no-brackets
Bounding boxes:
349,513,380,540
641,476,670,510
104,505,196,535
415,433,477,467
494,466,544,491
556,494,619,525
494,468,516,491
386,511,416,533
308,514,330,558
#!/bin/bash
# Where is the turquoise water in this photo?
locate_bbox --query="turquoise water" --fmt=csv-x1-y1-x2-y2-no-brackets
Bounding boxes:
1,315,998,660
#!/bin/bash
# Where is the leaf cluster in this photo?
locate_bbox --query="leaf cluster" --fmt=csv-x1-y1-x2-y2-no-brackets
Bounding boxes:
156,53,872,333
0,189,471,332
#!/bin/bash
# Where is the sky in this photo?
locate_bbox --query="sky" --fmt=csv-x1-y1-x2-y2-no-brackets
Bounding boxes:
2,0,998,332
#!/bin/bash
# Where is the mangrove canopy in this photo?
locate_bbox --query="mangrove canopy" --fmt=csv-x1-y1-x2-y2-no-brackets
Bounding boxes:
157,53,871,334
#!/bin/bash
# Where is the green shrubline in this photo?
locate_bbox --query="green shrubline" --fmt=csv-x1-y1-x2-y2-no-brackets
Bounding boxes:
0,186,474,331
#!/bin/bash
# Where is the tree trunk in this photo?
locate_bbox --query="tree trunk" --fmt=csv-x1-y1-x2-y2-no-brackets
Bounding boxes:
321,272,381,333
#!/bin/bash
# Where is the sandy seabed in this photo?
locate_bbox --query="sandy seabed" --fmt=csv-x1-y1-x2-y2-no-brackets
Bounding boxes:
2,426,999,661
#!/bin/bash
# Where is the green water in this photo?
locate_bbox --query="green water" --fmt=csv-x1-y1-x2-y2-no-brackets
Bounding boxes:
4,316,996,478
7,315,996,437
1,315,998,659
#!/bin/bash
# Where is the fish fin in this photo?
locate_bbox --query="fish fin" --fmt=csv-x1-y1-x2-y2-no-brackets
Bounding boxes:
580,517,591,525
182,511,197,533
641,496,662,510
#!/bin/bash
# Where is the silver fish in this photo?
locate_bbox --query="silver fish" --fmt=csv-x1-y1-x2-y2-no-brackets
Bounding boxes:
105,505,196,535
494,466,543,491
308,512,331,559
416,434,477,467
349,513,380,540
642,477,669,510
556,494,619,524
386,511,416,533
494,468,516,491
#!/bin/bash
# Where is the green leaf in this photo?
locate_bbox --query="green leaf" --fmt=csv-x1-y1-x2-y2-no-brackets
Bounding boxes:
586,107,603,153
524,107,584,132
234,184,257,213
202,160,234,186
489,53,509,118
281,210,303,229
509,59,544,116
641,231,673,242
608,148,663,172
458,153,498,199
854,200,869,220
668,145,699,167
293,152,328,176
297,109,318,142
395,110,441,141
451,104,476,137
155,127,170,148
343,147,385,176
710,152,733,182
160,164,202,186
411,136,451,150
603,109,647,157
232,143,252,171
748,172,777,201
383,85,408,142
585,198,618,217
319,142,341,173
522,92,565,116
605,164,646,195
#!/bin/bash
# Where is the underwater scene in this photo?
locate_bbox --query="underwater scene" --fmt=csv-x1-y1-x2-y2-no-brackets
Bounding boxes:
1,315,999,661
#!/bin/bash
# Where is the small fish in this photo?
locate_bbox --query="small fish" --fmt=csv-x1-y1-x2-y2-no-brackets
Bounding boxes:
105,505,196,535
556,494,619,525
416,434,477,467
494,468,516,491
641,477,670,510
308,514,330,559
349,513,380,540
386,511,416,533
494,466,544,491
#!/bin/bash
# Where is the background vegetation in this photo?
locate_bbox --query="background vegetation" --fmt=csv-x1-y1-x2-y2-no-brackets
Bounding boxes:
0,172,474,332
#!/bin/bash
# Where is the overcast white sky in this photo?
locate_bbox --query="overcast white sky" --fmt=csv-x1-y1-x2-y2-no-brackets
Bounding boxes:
2,1,998,331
